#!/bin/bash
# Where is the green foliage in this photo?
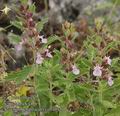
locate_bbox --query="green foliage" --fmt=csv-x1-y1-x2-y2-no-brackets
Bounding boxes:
43,35,62,49
0,97,4,109
1,0,120,116
105,106,120,116
36,17,48,32
6,65,32,84
111,0,120,5
8,33,21,44
28,3,36,12
3,110,13,116
20,0,28,4
10,21,23,30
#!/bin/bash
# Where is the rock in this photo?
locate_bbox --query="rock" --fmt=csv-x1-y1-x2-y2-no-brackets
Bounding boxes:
48,0,120,23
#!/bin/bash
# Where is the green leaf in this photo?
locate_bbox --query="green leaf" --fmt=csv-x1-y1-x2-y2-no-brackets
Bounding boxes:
86,44,97,61
104,41,120,53
36,17,48,32
43,35,62,49
11,21,23,30
79,58,91,68
0,97,4,109
59,109,71,116
28,3,36,12
55,95,64,104
8,33,21,44
30,112,36,116
6,65,32,84
47,35,61,44
45,112,59,116
111,58,120,68
72,109,92,116
3,110,13,116
105,106,120,116
111,0,120,5
78,58,91,75
47,35,61,46
101,100,116,108
20,0,28,4
95,35,102,45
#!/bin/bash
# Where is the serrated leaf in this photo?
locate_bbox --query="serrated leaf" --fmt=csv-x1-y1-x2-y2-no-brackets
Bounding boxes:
79,58,91,68
43,35,62,49
105,106,120,116
8,33,21,44
111,58,120,67
47,35,61,45
20,0,28,4
47,35,61,44
11,21,23,30
28,3,36,12
101,100,116,108
55,95,64,104
6,65,32,84
104,41,120,53
36,17,48,32
87,45,97,61
0,97,4,109
95,35,102,45
3,110,13,116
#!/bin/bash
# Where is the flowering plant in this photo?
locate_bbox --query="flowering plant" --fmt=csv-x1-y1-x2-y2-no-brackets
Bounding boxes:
0,0,120,116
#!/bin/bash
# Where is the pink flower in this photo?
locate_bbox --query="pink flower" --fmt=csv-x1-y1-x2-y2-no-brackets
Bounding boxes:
45,49,52,58
93,65,102,77
36,53,44,64
14,42,24,58
72,65,80,75
15,42,23,51
104,56,112,65
108,76,114,86
39,35,47,44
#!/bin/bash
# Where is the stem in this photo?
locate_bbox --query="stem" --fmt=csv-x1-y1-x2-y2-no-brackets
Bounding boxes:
108,0,118,21
44,0,48,12
33,49,44,116
90,94,95,116
98,80,103,116
4,24,12,30
48,70,53,108
74,45,84,62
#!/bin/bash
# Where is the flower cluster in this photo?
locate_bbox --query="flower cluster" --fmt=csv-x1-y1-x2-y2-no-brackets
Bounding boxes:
93,56,113,86
93,64,102,77
36,49,53,65
36,53,44,64
17,5,52,64
72,65,80,75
